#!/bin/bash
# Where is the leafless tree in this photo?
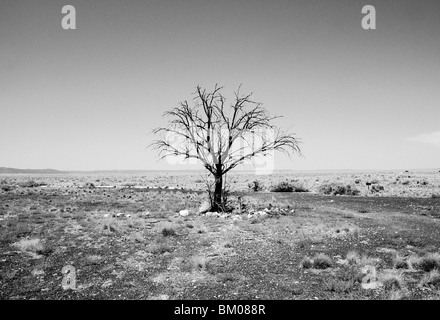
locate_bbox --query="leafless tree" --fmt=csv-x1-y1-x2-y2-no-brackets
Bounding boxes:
151,85,301,211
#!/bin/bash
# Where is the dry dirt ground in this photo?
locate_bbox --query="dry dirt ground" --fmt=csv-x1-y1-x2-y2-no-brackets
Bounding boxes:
1,171,440,300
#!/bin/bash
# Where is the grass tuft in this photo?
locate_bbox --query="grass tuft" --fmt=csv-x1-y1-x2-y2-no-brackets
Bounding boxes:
162,227,176,237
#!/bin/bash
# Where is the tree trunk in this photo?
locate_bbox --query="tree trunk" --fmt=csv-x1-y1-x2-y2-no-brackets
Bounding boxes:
213,166,223,212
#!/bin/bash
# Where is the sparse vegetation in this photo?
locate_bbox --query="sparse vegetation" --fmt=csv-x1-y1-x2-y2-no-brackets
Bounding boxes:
379,270,404,290
301,253,333,269
313,253,333,269
248,180,264,192
1,171,440,300
419,269,440,288
271,181,309,193
161,227,176,237
18,180,47,188
319,183,360,196
414,253,440,272
393,254,409,269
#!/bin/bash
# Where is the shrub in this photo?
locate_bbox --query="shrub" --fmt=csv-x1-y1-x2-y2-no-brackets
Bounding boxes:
248,180,264,192
379,270,404,290
419,269,440,288
393,254,409,269
271,181,309,193
271,181,294,192
149,242,172,254
83,182,95,189
292,184,309,192
300,256,313,269
1,185,16,192
18,180,47,188
162,227,176,237
313,253,333,269
319,183,360,196
417,253,440,272
371,185,384,193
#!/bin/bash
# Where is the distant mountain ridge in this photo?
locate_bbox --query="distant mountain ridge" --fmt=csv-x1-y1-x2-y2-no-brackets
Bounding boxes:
0,167,66,174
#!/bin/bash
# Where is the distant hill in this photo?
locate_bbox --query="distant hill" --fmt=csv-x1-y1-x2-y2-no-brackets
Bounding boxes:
0,167,66,174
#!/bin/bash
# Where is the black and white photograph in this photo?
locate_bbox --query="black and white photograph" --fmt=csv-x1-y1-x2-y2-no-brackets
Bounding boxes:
1,0,440,306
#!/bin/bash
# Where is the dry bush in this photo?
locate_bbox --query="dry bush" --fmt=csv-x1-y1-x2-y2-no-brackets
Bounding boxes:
371,185,385,193
300,256,313,269
378,270,404,290
271,181,308,193
248,180,264,192
393,254,410,269
346,251,378,267
161,227,176,237
313,253,333,269
419,269,440,288
18,180,47,188
148,237,173,254
301,253,333,269
412,253,440,272
319,183,360,196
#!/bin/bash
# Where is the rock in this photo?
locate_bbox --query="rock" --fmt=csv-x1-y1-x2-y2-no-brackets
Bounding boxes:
179,209,189,216
198,201,211,214
101,279,113,288
31,269,45,277
336,258,347,265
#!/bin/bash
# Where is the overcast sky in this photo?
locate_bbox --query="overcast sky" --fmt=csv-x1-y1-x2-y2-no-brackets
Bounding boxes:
1,0,439,171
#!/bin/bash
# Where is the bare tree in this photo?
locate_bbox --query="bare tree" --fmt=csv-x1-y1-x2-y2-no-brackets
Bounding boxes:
151,85,301,211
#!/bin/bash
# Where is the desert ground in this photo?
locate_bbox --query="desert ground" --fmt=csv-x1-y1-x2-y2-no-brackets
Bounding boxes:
1,169,440,300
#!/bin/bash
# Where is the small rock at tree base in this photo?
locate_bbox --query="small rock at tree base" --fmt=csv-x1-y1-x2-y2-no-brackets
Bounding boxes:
198,201,211,214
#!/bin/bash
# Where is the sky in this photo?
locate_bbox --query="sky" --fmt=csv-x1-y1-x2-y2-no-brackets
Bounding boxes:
1,0,439,172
